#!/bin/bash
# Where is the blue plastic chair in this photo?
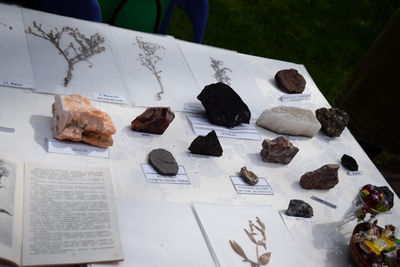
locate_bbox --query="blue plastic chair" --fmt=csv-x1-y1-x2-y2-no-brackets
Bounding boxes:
38,0,102,23
158,0,209,43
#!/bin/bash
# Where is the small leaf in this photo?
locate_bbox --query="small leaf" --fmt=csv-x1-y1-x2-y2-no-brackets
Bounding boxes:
229,240,247,259
257,240,266,250
244,229,257,244
259,252,271,265
256,217,265,231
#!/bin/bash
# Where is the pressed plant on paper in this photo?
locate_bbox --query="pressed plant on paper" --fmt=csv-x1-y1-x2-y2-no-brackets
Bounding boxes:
229,217,271,266
210,57,232,85
26,21,105,86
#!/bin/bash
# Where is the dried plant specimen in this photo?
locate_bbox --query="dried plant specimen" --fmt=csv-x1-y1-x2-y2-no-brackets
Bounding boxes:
26,21,105,86
210,57,232,85
0,22,12,30
229,217,271,266
135,36,165,100
0,160,9,187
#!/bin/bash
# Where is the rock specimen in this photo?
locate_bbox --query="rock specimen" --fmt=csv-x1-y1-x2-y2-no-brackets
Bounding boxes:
256,106,321,137
286,199,313,218
52,94,116,148
148,148,178,176
131,106,175,134
188,130,223,156
197,82,251,128
315,107,350,137
260,136,299,164
300,164,339,190
239,166,258,185
341,154,358,171
275,69,306,94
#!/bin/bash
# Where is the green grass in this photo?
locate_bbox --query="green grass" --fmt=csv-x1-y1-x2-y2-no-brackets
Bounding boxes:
166,0,400,104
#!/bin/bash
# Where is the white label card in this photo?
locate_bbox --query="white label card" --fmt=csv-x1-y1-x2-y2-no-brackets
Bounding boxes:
280,212,313,222
130,131,158,137
0,126,15,133
187,116,260,140
311,195,337,209
230,176,273,195
0,79,33,89
347,171,362,176
183,103,205,113
94,93,126,104
280,93,311,102
141,163,190,184
47,138,109,158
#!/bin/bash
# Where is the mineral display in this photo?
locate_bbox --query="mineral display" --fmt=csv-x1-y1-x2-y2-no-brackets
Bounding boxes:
239,166,259,185
188,130,223,156
315,107,350,137
300,164,339,190
275,69,306,94
260,136,299,164
256,106,321,137
51,94,116,148
148,148,179,176
341,154,358,171
197,82,251,128
286,199,313,218
131,107,175,134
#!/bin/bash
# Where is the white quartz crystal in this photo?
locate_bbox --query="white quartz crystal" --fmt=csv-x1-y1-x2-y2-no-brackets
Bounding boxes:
256,106,321,137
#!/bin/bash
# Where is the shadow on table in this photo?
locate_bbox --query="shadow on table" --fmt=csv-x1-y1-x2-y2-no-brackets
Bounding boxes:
29,115,52,152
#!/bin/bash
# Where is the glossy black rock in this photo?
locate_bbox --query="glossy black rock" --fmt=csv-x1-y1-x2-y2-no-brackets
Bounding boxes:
341,154,358,171
197,82,251,128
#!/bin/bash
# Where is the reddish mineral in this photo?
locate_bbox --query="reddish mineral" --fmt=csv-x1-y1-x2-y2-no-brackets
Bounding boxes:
260,136,299,164
275,69,306,94
300,164,339,190
51,94,116,148
131,107,175,134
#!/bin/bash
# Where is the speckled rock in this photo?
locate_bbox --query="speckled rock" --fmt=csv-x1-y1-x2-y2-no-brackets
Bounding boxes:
148,148,178,176
286,199,313,218
197,82,250,128
131,107,175,134
300,164,339,190
275,69,306,94
315,107,350,137
240,166,259,185
188,130,223,156
260,136,299,164
51,94,116,148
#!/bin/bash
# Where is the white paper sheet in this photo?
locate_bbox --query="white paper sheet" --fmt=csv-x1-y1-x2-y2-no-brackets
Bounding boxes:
109,27,200,110
22,8,129,104
193,203,307,267
92,200,215,267
178,40,268,117
0,4,35,89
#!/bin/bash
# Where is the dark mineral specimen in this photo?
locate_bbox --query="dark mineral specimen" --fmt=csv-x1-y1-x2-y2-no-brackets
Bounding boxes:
286,199,314,218
188,130,223,156
260,136,299,164
315,108,350,137
197,82,251,128
300,164,339,190
341,154,358,171
275,69,306,94
239,166,259,185
148,148,178,176
131,107,175,134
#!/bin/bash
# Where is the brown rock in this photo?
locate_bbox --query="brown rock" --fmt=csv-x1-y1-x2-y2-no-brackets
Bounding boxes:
300,164,339,190
275,69,306,94
261,136,299,164
240,166,258,185
51,94,116,148
131,107,175,134
315,107,350,137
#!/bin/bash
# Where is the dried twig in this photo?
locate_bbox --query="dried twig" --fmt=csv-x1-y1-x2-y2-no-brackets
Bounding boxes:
26,21,105,86
229,217,271,267
135,36,165,100
210,57,232,85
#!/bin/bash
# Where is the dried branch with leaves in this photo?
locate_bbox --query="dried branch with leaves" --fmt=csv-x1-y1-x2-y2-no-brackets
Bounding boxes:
26,21,105,86
0,160,9,187
229,217,271,267
135,36,166,100
210,57,232,85
0,21,12,30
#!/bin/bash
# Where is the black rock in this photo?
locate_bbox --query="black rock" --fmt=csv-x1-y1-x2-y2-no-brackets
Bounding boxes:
188,130,223,156
286,199,313,218
148,148,179,176
197,82,251,128
341,154,358,171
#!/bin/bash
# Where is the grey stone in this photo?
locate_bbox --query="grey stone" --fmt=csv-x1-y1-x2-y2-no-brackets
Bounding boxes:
286,199,313,218
148,148,179,176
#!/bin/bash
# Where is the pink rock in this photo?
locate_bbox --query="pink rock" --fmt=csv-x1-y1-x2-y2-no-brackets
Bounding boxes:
51,94,116,148
131,107,175,135
260,136,299,164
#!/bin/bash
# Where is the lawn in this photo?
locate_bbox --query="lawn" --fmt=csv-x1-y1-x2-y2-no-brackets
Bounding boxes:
167,0,400,104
